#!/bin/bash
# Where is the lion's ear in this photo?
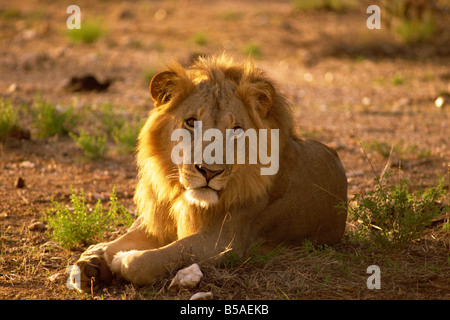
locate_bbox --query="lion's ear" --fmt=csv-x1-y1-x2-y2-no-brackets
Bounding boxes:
244,79,275,118
149,71,178,106
255,80,275,117
238,78,276,118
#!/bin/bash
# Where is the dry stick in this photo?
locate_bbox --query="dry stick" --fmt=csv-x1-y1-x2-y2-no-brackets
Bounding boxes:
90,276,95,298
346,162,368,198
352,129,377,179
379,144,395,184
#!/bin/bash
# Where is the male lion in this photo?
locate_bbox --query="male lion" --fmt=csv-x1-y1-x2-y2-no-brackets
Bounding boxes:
72,54,347,292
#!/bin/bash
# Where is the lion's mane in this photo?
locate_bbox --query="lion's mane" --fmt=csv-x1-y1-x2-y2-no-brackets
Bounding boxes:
134,54,295,241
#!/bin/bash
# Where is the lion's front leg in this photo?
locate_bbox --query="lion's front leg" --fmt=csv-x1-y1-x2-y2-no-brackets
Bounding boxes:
110,230,241,286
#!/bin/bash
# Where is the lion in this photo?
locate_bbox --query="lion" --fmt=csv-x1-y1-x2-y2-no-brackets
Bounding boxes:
72,54,348,292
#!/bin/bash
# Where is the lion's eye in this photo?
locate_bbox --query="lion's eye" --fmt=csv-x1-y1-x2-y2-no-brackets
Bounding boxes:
184,117,197,128
231,126,244,139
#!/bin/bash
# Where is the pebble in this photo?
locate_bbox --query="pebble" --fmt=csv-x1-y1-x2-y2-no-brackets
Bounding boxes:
48,273,61,282
7,83,17,93
190,292,213,300
19,161,35,169
28,221,46,232
435,96,445,108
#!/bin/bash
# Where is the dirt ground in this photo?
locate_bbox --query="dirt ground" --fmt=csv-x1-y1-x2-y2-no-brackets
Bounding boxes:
0,0,449,300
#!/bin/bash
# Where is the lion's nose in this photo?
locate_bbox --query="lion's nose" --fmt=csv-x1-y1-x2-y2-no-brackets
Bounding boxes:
194,164,224,183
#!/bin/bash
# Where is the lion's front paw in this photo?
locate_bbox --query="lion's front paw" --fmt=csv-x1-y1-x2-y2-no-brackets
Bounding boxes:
72,244,114,293
110,250,158,285
110,250,138,281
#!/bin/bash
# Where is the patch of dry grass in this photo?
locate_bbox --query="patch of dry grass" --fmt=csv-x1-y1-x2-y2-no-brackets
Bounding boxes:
103,235,449,300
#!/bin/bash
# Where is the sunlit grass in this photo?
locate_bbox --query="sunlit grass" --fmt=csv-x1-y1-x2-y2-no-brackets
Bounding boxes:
66,18,105,44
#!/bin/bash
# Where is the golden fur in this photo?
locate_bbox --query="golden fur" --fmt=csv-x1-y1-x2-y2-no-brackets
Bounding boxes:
135,54,293,240
72,54,348,291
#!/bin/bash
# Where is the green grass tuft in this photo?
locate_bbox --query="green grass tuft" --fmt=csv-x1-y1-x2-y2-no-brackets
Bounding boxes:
0,98,17,141
31,98,75,138
66,18,105,44
70,129,108,160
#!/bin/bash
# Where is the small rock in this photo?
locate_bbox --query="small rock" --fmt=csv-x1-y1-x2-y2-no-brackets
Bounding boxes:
28,221,46,232
361,96,371,106
435,96,445,108
15,177,25,188
7,83,17,93
168,263,203,292
190,292,213,300
19,161,35,169
22,29,37,40
48,273,61,282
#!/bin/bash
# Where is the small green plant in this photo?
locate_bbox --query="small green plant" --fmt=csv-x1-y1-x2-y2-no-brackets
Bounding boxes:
344,171,448,250
223,242,284,269
112,120,144,154
99,102,125,135
66,18,104,44
221,11,243,21
0,7,22,20
31,99,75,138
363,139,431,160
392,72,406,85
45,186,133,250
292,0,356,12
383,0,440,44
242,42,262,59
0,98,17,141
192,31,208,46
70,129,108,159
443,221,450,232
363,139,401,158
395,16,436,44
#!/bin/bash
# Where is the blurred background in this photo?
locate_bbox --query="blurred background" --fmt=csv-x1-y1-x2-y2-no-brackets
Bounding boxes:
1,0,449,109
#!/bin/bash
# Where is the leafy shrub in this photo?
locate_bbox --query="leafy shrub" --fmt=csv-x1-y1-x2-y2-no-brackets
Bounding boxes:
242,42,262,59
31,99,75,138
99,102,125,136
112,120,144,154
66,18,104,44
395,18,436,44
70,129,108,159
344,172,448,250
45,186,133,250
193,31,208,46
383,0,443,44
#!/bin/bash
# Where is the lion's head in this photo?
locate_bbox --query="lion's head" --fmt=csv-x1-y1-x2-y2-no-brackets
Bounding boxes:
135,54,295,236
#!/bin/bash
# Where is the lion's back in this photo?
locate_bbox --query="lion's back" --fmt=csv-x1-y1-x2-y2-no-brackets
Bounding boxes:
250,138,348,247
